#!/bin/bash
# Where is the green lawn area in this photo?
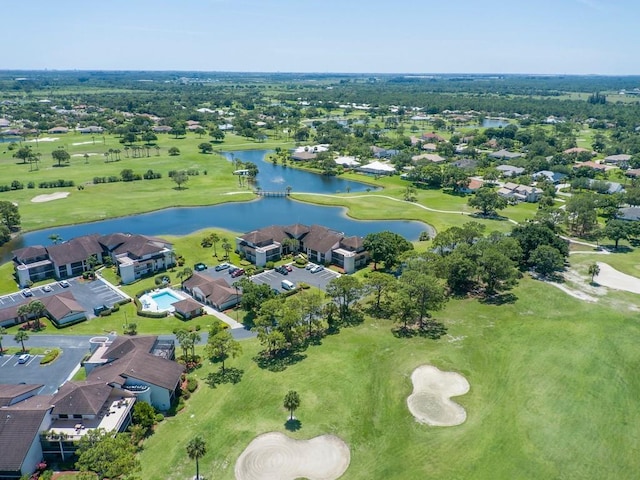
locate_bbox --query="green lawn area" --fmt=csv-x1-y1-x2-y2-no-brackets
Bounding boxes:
138,275,640,480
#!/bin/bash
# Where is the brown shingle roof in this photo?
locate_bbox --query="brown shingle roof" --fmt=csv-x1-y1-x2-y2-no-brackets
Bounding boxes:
41,292,84,321
0,409,49,473
51,380,113,416
284,223,311,238
172,297,202,314
303,225,342,253
12,245,48,262
104,336,157,360
0,384,43,407
183,273,238,308
46,234,102,266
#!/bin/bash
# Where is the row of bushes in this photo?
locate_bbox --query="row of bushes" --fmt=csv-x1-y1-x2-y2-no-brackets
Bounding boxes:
39,179,74,188
168,169,200,177
0,180,24,192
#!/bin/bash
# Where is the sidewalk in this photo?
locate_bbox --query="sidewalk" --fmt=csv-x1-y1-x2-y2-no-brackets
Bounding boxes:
202,305,244,329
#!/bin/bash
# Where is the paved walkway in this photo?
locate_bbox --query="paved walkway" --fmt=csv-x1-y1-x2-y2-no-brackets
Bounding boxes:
203,305,244,329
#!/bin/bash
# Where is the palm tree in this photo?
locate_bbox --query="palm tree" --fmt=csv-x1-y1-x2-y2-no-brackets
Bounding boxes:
14,330,29,352
17,304,31,324
588,263,600,283
186,435,207,480
83,153,89,164
48,233,62,244
283,390,300,421
210,233,220,258
188,331,200,360
0,326,6,354
28,300,46,330
222,239,232,260
47,430,69,461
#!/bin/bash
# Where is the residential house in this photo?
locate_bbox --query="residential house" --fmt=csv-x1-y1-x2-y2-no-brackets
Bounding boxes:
587,179,624,194
171,297,204,319
334,156,360,168
356,161,396,176
574,161,609,172
619,207,640,221
421,132,445,142
47,127,68,134
152,125,173,133
563,147,595,156
182,273,240,311
85,336,183,411
370,146,399,158
100,233,174,284
331,236,368,273
412,153,445,163
291,151,317,161
460,178,485,194
625,168,640,178
77,126,103,134
451,158,478,170
497,182,543,203
489,149,523,160
496,165,525,177
603,154,632,165
533,170,567,184
0,291,86,328
421,143,438,152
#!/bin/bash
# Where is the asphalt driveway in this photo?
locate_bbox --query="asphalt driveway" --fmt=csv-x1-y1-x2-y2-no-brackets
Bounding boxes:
251,263,340,292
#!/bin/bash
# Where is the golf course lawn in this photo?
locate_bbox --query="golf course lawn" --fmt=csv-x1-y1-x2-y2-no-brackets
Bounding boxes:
138,276,640,480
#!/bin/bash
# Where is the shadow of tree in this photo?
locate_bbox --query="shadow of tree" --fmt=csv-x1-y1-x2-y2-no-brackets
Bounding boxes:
253,351,307,372
480,292,518,305
205,367,244,388
284,419,302,432
391,320,447,340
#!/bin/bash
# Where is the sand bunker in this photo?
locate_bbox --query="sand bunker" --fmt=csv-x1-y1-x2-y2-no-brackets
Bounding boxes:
31,192,70,203
72,141,95,146
71,152,99,157
407,365,469,427
235,432,350,480
595,262,640,294
27,136,59,142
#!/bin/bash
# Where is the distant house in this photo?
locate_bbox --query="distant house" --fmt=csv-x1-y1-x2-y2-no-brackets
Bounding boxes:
603,154,632,165
77,126,103,134
334,156,360,168
0,118,10,128
496,165,525,177
152,125,173,133
460,178,485,194
47,126,68,134
171,297,204,320
489,149,523,160
41,292,86,326
533,170,567,184
625,168,640,178
574,161,609,172
497,182,543,203
563,147,595,156
619,207,640,221
587,179,624,195
370,146,399,158
356,161,395,175
291,151,317,161
412,153,445,163
182,273,240,311
421,143,438,152
421,132,445,142
451,158,478,170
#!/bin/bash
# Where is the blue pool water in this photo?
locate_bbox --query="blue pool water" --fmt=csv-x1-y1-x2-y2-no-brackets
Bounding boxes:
151,291,182,310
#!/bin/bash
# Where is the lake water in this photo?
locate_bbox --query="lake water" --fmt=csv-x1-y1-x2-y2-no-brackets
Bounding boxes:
480,118,511,128
221,149,378,194
0,149,432,263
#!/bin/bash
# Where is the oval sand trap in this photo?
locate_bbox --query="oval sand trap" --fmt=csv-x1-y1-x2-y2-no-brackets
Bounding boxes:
31,192,70,203
235,432,350,480
407,365,469,426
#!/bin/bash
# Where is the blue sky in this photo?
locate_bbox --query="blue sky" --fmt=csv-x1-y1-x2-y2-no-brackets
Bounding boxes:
5,0,639,74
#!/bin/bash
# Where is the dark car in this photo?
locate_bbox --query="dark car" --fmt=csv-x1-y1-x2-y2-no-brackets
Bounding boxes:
194,263,207,272
284,264,293,272
275,266,288,275
228,266,239,274
231,268,245,278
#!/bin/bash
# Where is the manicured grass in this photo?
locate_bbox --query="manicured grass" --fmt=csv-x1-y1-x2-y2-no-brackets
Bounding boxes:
138,276,640,480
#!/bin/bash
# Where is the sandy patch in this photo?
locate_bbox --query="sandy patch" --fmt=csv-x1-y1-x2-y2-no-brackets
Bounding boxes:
72,141,96,146
235,432,350,480
27,136,59,142
31,192,70,203
595,262,640,294
407,365,469,427
71,152,99,157
547,281,598,302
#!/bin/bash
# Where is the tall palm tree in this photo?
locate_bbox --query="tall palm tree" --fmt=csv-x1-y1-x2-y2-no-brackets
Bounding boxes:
210,233,220,258
222,239,232,260
17,304,31,324
186,435,207,480
283,390,301,420
28,300,46,330
14,330,29,352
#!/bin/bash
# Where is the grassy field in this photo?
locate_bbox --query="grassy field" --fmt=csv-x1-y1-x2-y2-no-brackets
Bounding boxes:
137,273,640,480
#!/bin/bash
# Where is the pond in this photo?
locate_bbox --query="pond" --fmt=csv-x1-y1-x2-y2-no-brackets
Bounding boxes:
221,149,379,194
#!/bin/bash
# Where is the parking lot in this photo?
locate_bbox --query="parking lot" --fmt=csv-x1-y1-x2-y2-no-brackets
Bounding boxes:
0,345,89,394
251,263,340,292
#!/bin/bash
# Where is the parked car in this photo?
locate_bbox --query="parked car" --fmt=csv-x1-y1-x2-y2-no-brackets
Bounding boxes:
215,263,230,272
228,266,239,274
284,264,293,272
59,280,70,288
272,288,281,296
17,354,30,364
231,268,245,278
194,263,207,271
305,263,316,270
310,265,325,274
281,279,295,291
21,288,33,297
275,266,288,275
41,285,53,293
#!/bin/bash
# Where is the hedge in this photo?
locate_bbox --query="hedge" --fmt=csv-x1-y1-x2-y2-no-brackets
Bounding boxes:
40,349,60,365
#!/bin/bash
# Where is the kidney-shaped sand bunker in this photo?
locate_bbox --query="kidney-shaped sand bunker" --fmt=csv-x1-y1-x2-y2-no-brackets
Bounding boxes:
235,432,350,480
407,365,470,426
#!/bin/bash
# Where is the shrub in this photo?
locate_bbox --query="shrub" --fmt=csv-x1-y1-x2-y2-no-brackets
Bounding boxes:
111,303,120,312
27,181,35,189
155,413,165,423
265,261,275,269
182,392,191,400
187,377,198,393
195,324,201,331
40,349,60,365
99,308,112,317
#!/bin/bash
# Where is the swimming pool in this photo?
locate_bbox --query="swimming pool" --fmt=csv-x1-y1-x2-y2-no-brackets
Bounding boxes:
147,289,184,312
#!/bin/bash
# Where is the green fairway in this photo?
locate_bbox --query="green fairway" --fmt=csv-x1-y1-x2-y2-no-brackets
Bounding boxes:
138,276,640,480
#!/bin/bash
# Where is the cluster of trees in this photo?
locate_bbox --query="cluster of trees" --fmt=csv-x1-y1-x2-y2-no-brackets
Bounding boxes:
0,201,20,245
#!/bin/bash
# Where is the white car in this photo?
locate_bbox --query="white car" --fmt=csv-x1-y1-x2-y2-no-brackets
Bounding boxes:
41,285,53,293
305,263,316,271
21,288,33,297
17,354,30,364
59,280,70,288
310,265,325,274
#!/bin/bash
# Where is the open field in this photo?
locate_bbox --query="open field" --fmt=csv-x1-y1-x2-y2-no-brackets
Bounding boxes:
137,273,640,480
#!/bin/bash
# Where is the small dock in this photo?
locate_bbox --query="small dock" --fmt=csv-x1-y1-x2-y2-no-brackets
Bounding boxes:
254,190,290,197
